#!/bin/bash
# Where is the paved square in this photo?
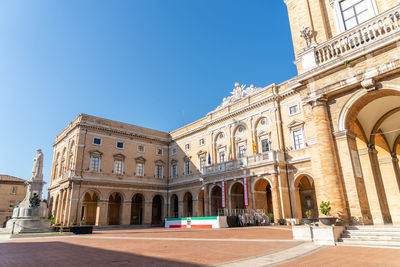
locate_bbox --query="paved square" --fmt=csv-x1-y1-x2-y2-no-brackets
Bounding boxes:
1,227,400,266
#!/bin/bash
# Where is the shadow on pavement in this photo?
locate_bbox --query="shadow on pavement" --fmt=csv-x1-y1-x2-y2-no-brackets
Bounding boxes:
0,241,203,266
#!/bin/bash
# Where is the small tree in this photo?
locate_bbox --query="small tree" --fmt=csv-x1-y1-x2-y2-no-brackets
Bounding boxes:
319,201,331,216
305,209,312,219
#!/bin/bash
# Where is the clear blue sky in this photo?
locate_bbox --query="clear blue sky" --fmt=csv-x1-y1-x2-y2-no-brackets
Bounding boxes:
0,0,296,195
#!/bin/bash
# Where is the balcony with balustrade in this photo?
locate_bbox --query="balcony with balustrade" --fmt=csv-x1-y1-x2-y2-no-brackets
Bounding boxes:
299,5,400,73
203,151,280,176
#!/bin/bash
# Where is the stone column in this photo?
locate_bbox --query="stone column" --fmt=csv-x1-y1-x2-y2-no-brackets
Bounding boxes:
378,155,400,224
62,188,71,225
55,190,64,224
96,200,108,226
271,174,282,222
204,186,209,216
293,187,302,220
308,97,348,221
192,199,199,217
121,201,132,225
277,165,292,218
144,201,153,225
334,131,372,225
178,200,184,218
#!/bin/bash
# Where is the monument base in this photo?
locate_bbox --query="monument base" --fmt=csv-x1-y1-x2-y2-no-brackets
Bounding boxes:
6,218,51,233
5,204,51,233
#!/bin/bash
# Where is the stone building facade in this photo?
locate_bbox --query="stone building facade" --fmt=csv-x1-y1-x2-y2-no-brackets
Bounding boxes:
0,175,27,227
49,0,400,226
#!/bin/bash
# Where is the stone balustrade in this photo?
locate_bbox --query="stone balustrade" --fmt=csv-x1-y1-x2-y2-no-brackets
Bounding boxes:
203,151,275,176
315,6,400,65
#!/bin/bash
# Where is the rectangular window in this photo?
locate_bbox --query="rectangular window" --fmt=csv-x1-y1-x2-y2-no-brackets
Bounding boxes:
171,164,177,178
114,160,124,175
289,104,300,115
199,157,206,173
171,148,177,155
156,148,163,155
184,161,191,175
261,139,270,153
11,186,17,195
199,138,205,146
340,0,370,30
238,144,246,158
293,129,305,150
89,157,101,172
93,138,102,145
9,201,15,208
116,142,124,149
219,151,225,163
155,165,163,178
185,144,190,150
137,145,145,153
136,163,144,176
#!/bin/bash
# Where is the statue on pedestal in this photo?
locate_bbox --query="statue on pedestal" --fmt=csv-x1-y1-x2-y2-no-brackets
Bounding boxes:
4,149,50,233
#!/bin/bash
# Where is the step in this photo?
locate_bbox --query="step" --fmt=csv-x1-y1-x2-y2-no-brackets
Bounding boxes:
341,235,400,241
343,230,400,236
346,226,400,231
338,238,400,247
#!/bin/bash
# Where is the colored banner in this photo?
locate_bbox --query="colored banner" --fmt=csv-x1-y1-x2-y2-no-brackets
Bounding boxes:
221,181,226,208
243,177,249,206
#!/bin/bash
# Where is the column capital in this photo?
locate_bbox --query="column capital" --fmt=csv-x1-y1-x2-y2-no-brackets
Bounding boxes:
333,130,357,140
303,94,328,108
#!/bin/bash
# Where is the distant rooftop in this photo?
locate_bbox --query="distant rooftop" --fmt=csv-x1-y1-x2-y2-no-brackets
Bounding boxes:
0,175,26,183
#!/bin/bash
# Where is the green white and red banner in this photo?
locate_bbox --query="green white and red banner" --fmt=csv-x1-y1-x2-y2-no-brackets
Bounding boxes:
243,177,249,206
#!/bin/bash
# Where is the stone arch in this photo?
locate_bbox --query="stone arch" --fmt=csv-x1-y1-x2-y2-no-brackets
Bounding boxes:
293,174,318,219
82,190,100,225
233,122,248,137
170,194,179,218
107,191,126,202
230,182,244,209
80,188,103,201
253,178,274,215
152,194,163,224
338,88,400,132
108,192,123,225
210,184,222,216
131,193,144,225
183,192,193,217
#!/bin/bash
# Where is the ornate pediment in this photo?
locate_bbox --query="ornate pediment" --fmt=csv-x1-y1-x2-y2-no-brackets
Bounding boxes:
113,153,125,160
135,156,146,163
287,120,305,129
197,150,207,156
154,159,165,165
88,150,103,157
215,83,261,111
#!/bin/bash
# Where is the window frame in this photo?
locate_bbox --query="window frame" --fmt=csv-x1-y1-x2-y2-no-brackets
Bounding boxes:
136,162,145,177
185,143,190,151
116,141,124,149
113,159,124,175
184,160,191,175
89,156,101,172
288,103,300,116
137,145,145,153
93,137,102,146
156,148,163,156
11,186,17,195
331,0,378,33
155,164,163,178
199,138,205,146
292,128,306,150
171,164,178,178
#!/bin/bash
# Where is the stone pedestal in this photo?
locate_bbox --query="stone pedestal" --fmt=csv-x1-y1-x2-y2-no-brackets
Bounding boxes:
292,225,345,246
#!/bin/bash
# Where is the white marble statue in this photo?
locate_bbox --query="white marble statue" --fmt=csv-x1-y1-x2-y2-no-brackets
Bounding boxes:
32,149,43,180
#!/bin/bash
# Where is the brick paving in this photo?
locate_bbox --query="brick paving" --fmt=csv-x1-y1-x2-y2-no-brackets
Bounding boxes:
277,246,400,267
1,227,399,266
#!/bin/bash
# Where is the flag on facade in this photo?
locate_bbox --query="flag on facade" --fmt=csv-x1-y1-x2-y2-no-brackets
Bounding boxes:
243,177,249,206
208,152,211,164
252,139,257,154
228,145,232,160
221,181,226,208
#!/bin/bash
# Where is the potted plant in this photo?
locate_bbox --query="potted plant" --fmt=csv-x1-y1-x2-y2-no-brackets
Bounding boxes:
267,212,274,225
319,201,337,226
303,209,314,225
49,216,56,231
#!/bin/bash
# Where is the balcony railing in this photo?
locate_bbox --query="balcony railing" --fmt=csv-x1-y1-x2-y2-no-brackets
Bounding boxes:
315,6,400,65
203,151,274,176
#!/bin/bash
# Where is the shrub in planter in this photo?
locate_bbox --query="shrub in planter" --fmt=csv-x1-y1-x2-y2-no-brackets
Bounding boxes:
319,201,337,226
303,210,314,225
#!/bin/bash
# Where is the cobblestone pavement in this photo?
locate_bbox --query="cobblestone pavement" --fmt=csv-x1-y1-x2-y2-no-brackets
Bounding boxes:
1,227,399,266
